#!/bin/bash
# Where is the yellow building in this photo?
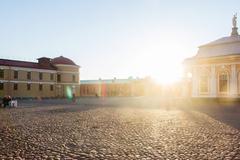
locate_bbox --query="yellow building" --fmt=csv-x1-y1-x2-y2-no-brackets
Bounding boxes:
80,78,146,97
0,56,80,98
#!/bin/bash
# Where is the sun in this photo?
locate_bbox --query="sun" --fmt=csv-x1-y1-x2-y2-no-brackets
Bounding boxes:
146,51,184,86
153,75,179,85
128,31,189,85
152,64,183,85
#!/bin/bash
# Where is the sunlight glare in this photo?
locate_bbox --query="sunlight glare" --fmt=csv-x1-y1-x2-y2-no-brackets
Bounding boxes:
152,64,183,85
127,30,190,85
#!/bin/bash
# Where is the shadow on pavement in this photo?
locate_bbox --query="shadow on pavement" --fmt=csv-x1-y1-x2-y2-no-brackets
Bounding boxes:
192,104,240,130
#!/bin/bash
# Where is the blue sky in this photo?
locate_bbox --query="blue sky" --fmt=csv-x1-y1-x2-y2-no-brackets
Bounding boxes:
0,0,239,81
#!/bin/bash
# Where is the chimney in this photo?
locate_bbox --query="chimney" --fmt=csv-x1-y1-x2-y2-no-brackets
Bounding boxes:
37,57,51,67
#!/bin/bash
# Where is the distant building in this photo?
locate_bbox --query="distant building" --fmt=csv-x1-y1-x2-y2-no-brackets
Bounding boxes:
0,56,80,98
184,15,240,97
80,78,146,97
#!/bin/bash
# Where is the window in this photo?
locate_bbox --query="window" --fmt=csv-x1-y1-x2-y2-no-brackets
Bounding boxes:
14,71,18,79
27,72,31,80
39,73,43,80
39,84,43,91
50,74,54,80
14,83,18,90
72,75,76,82
50,85,54,91
57,74,61,82
27,84,31,90
199,75,209,93
0,83,3,90
219,72,228,92
0,69,4,78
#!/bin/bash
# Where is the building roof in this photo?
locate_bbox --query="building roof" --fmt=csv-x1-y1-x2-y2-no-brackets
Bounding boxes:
200,35,240,47
190,16,240,59
0,59,57,70
195,35,240,58
51,56,77,66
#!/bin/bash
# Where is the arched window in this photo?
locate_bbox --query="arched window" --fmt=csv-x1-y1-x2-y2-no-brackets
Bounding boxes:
219,71,228,93
199,75,209,93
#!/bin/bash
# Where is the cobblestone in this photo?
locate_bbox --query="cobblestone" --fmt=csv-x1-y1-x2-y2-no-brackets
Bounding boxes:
0,98,240,159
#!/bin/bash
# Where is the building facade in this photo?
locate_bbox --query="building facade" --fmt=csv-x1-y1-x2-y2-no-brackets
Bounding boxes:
80,78,146,97
184,15,240,98
0,56,80,98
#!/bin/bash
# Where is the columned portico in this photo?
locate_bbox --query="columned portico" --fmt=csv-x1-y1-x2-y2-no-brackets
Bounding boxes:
210,65,217,97
184,14,240,98
230,64,238,96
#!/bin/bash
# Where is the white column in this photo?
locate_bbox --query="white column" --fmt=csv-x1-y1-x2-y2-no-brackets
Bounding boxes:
192,67,198,97
230,64,238,96
210,65,217,97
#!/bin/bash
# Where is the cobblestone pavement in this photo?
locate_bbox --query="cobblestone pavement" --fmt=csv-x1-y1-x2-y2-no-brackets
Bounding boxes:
0,98,240,159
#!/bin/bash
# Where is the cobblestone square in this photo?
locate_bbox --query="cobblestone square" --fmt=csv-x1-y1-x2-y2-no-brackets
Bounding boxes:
0,98,240,159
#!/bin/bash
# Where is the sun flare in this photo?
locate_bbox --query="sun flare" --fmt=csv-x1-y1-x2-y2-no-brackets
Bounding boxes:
152,64,183,85
129,31,189,86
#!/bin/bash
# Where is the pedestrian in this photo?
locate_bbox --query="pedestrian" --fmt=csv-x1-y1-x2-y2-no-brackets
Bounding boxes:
3,95,11,108
72,93,76,103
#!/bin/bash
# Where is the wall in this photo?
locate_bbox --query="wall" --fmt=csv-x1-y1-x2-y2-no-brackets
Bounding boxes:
0,63,80,98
